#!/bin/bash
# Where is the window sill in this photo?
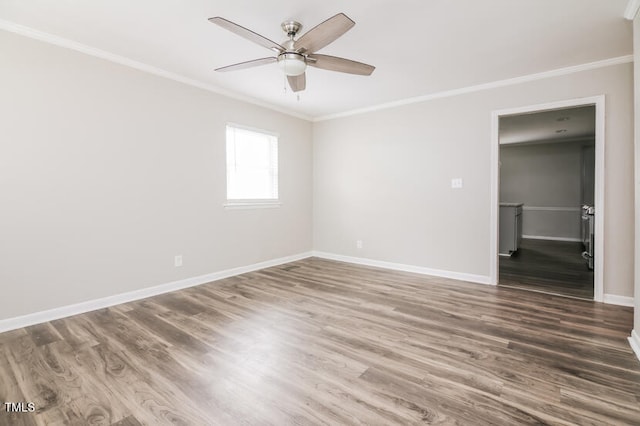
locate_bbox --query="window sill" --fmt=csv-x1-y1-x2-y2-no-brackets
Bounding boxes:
223,200,282,210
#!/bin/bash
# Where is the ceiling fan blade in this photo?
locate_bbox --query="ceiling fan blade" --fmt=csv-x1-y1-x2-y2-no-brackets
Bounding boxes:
287,73,306,92
208,17,285,53
215,57,277,72
307,54,375,76
295,13,355,53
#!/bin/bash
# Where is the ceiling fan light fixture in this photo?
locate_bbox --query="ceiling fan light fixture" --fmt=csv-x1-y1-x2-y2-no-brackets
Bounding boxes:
209,13,375,92
278,53,307,76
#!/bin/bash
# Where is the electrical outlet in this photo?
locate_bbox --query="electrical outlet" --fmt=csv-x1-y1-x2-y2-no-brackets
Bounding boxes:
174,255,183,267
356,240,363,249
451,178,463,189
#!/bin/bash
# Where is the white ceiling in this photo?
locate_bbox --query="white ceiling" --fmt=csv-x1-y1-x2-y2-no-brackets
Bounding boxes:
499,106,595,145
0,0,632,119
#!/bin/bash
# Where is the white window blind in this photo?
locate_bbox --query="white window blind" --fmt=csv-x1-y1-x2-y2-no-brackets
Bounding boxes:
226,124,278,201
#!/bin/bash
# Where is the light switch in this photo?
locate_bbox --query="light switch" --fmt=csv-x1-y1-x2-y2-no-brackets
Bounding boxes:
451,178,463,189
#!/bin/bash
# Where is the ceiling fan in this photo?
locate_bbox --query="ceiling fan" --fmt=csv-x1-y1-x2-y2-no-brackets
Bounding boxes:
208,13,375,92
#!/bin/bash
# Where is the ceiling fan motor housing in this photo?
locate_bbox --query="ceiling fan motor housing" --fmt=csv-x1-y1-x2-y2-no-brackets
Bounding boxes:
281,20,302,38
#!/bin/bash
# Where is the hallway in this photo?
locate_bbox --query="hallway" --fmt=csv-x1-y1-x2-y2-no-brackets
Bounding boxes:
499,238,594,300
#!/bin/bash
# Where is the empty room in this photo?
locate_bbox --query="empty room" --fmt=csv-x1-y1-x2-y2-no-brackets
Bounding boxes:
1,1,640,425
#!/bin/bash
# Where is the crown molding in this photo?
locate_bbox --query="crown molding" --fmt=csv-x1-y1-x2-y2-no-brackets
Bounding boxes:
314,55,633,122
1,18,633,123
0,19,312,122
625,0,640,19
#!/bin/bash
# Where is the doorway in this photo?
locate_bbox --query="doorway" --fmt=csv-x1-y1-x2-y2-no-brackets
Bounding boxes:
490,96,605,301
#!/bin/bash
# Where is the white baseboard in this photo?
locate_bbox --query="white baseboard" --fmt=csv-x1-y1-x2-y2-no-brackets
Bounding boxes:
312,252,635,307
312,251,492,285
603,294,635,307
522,235,582,242
0,251,313,334
2,250,630,334
629,330,640,362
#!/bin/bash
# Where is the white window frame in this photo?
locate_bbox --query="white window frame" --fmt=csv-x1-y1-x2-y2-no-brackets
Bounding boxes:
224,123,281,210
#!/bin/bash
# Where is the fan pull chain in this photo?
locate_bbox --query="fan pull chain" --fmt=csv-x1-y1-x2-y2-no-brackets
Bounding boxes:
283,75,287,93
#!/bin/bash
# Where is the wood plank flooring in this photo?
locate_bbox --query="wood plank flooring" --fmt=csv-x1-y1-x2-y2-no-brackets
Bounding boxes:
499,238,594,300
0,257,638,425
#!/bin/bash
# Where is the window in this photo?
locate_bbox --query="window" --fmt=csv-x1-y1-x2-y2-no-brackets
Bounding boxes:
225,124,279,207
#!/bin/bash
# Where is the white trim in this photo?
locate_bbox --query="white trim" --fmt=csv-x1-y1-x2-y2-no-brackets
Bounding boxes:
490,96,605,303
492,96,605,118
593,97,605,302
0,19,312,122
1,18,632,123
223,201,282,210
226,122,280,138
522,235,582,242
312,251,492,285
490,110,500,287
0,252,313,334
603,294,635,307
1,250,627,334
624,0,640,20
522,206,581,212
314,56,632,122
629,330,640,362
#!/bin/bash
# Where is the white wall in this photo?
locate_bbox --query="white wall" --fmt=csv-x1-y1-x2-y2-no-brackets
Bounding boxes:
500,141,592,240
313,62,634,297
0,31,313,321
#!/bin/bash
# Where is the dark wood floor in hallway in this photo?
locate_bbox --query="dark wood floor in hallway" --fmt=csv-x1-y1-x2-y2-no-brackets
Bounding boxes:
0,257,638,425
499,238,594,300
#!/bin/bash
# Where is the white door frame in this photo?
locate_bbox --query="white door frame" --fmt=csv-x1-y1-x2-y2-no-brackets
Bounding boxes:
489,95,605,302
